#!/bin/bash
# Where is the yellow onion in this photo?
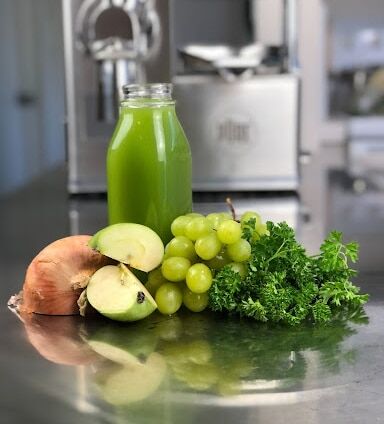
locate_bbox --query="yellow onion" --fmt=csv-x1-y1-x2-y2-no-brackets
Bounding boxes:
17,235,113,315
20,312,99,366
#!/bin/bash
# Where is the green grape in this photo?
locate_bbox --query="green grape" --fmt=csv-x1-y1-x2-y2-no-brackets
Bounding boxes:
154,316,183,341
186,263,213,293
186,212,204,218
194,232,222,260
165,236,197,262
145,267,169,296
162,249,171,260
256,222,270,236
241,211,262,241
183,288,209,313
226,238,252,262
240,211,261,227
178,363,219,390
161,257,191,282
171,215,193,237
206,213,223,230
161,341,190,365
227,262,247,278
220,212,233,221
155,282,183,315
217,220,242,244
184,217,213,241
186,339,212,364
205,248,231,270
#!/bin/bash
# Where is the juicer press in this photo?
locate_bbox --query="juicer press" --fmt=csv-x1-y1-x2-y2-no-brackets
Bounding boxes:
172,0,299,192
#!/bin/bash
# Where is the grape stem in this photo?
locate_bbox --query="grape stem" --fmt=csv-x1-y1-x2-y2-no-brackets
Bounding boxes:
226,197,236,221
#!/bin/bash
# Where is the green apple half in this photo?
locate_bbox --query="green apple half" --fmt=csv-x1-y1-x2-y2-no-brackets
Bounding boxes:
89,223,164,272
88,339,143,366
85,322,158,365
87,263,157,321
96,352,167,405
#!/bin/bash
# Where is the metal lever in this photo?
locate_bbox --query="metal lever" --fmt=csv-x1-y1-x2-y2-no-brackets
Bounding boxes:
75,0,161,122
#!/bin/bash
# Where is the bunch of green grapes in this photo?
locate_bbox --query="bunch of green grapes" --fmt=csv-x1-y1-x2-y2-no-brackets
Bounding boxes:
160,336,253,394
145,211,269,315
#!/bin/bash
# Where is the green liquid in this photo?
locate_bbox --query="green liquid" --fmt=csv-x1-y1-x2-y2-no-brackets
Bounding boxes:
107,103,192,244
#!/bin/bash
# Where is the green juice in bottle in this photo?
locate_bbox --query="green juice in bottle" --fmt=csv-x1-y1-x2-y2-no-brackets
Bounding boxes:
107,83,192,244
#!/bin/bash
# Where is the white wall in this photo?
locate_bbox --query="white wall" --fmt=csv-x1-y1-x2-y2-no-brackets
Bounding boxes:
0,0,65,196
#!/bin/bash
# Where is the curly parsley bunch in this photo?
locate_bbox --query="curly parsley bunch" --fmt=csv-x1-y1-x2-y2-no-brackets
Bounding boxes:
209,220,368,325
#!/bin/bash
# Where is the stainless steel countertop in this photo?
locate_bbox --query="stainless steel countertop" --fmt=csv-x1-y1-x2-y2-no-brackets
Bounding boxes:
1,145,384,424
2,294,384,424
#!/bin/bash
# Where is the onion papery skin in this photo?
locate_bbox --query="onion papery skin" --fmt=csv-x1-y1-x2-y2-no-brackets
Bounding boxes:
21,235,113,315
21,313,100,366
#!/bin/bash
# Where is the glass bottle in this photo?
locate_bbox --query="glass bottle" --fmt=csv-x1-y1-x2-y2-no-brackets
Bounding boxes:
107,83,192,244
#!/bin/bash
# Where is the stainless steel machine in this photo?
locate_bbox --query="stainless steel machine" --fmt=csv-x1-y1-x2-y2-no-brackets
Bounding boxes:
173,0,299,191
63,0,299,194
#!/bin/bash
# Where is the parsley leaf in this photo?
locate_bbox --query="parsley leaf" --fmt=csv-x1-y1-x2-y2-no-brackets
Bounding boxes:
208,221,368,325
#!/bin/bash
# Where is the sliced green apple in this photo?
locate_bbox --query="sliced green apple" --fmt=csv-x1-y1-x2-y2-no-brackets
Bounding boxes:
88,228,103,249
87,263,157,322
85,323,158,365
88,340,142,366
89,223,164,272
96,352,167,405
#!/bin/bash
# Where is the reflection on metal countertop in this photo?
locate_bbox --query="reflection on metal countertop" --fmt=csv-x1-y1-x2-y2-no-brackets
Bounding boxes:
2,292,384,424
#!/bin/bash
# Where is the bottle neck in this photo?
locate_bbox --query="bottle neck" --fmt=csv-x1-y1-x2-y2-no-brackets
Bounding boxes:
120,98,175,109
121,83,175,108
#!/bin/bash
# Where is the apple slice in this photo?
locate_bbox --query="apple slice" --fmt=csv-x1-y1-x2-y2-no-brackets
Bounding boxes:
87,340,143,366
85,323,158,366
96,352,167,405
89,223,164,272
87,264,157,322
88,228,103,250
